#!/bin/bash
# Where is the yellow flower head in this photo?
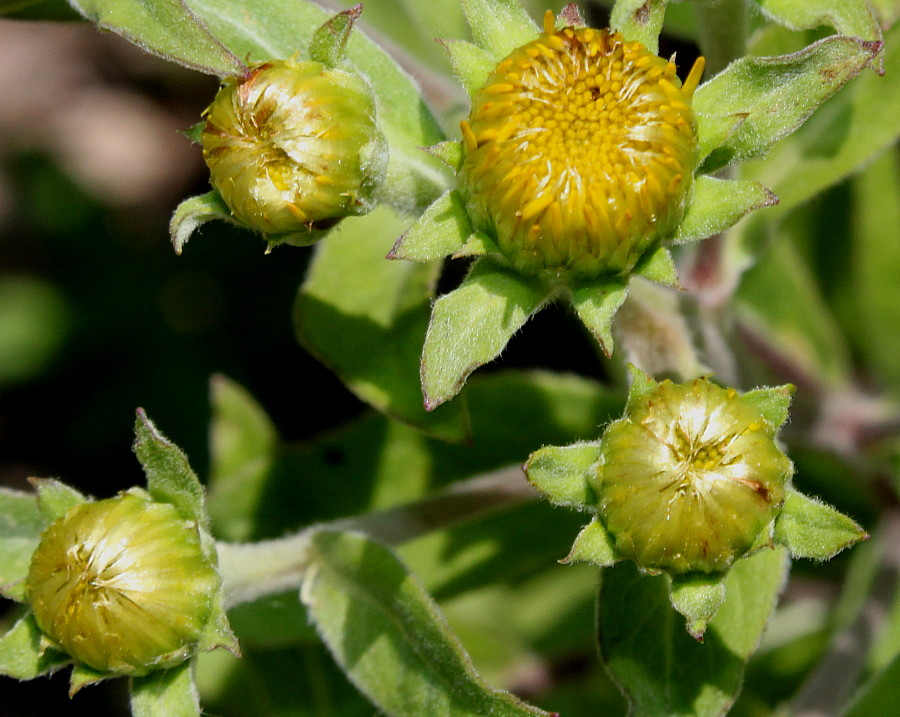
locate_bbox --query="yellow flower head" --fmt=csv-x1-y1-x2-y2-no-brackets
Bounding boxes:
459,12,704,278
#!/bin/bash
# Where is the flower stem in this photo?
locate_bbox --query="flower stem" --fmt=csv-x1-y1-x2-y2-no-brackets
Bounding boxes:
216,466,536,608
693,0,748,76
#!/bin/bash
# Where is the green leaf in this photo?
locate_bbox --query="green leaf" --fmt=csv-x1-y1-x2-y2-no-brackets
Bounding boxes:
670,574,728,640
632,246,679,286
0,489,44,593
0,0,79,20
741,19,900,219
189,0,450,214
775,489,868,560
598,547,789,716
695,35,882,170
296,207,466,439
67,0,245,76
753,0,883,71
302,530,551,716
569,279,629,356
0,613,70,680
455,231,501,258
443,38,496,97
206,376,278,542
740,384,795,431
847,147,900,393
387,190,472,262
524,442,600,509
625,363,659,410
421,258,551,410
169,191,237,255
611,0,668,54
736,236,852,388
674,176,779,244
133,409,207,527
843,652,900,717
563,518,617,567
462,0,539,58
308,4,361,68
424,140,464,171
130,662,200,717
33,478,87,523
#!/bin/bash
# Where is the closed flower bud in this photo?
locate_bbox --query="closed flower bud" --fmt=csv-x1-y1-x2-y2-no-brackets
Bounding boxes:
26,493,221,675
459,13,702,278
201,59,387,236
595,378,791,573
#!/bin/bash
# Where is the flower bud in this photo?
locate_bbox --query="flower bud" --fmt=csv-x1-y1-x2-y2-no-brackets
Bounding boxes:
459,14,702,278
595,378,791,573
201,59,387,236
26,493,220,675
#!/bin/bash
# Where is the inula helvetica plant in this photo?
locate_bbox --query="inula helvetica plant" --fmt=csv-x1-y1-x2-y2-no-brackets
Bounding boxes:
1,1,896,716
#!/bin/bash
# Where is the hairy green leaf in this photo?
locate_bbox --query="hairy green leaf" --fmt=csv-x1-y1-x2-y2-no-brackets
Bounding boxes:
775,489,868,560
462,0,539,58
598,548,789,716
564,518,617,567
131,662,200,717
296,208,466,439
675,176,779,244
133,409,207,527
169,191,236,255
611,0,668,54
695,35,881,170
388,190,472,263
421,258,551,410
740,384,795,431
67,0,245,76
302,530,550,716
33,479,86,523
524,442,600,509
0,614,69,680
308,4,361,68
570,279,629,356
670,574,728,640
443,38,496,97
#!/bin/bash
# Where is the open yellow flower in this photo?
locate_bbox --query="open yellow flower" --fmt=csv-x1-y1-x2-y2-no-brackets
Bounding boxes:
458,13,703,278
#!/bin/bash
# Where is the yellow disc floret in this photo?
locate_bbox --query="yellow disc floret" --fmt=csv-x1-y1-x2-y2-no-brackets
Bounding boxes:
459,13,703,278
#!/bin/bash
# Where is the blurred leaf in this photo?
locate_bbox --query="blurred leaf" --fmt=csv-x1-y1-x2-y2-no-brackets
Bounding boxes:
462,0,539,58
206,376,277,542
843,652,900,716
736,236,852,388
524,442,599,509
611,0,668,53
847,148,900,393
0,490,43,596
0,614,69,679
775,489,868,560
134,409,208,527
67,0,245,76
130,662,200,717
302,530,551,716
674,176,778,244
695,35,881,171
190,0,450,213
421,258,551,410
598,548,789,715
0,276,69,387
295,207,466,440
0,0,84,19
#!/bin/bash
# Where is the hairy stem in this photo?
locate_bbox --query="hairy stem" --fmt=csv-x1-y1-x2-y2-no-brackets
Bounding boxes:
693,0,748,76
216,465,536,607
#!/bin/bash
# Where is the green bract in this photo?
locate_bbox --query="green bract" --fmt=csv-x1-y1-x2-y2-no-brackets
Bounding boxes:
389,0,881,410
525,365,868,637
